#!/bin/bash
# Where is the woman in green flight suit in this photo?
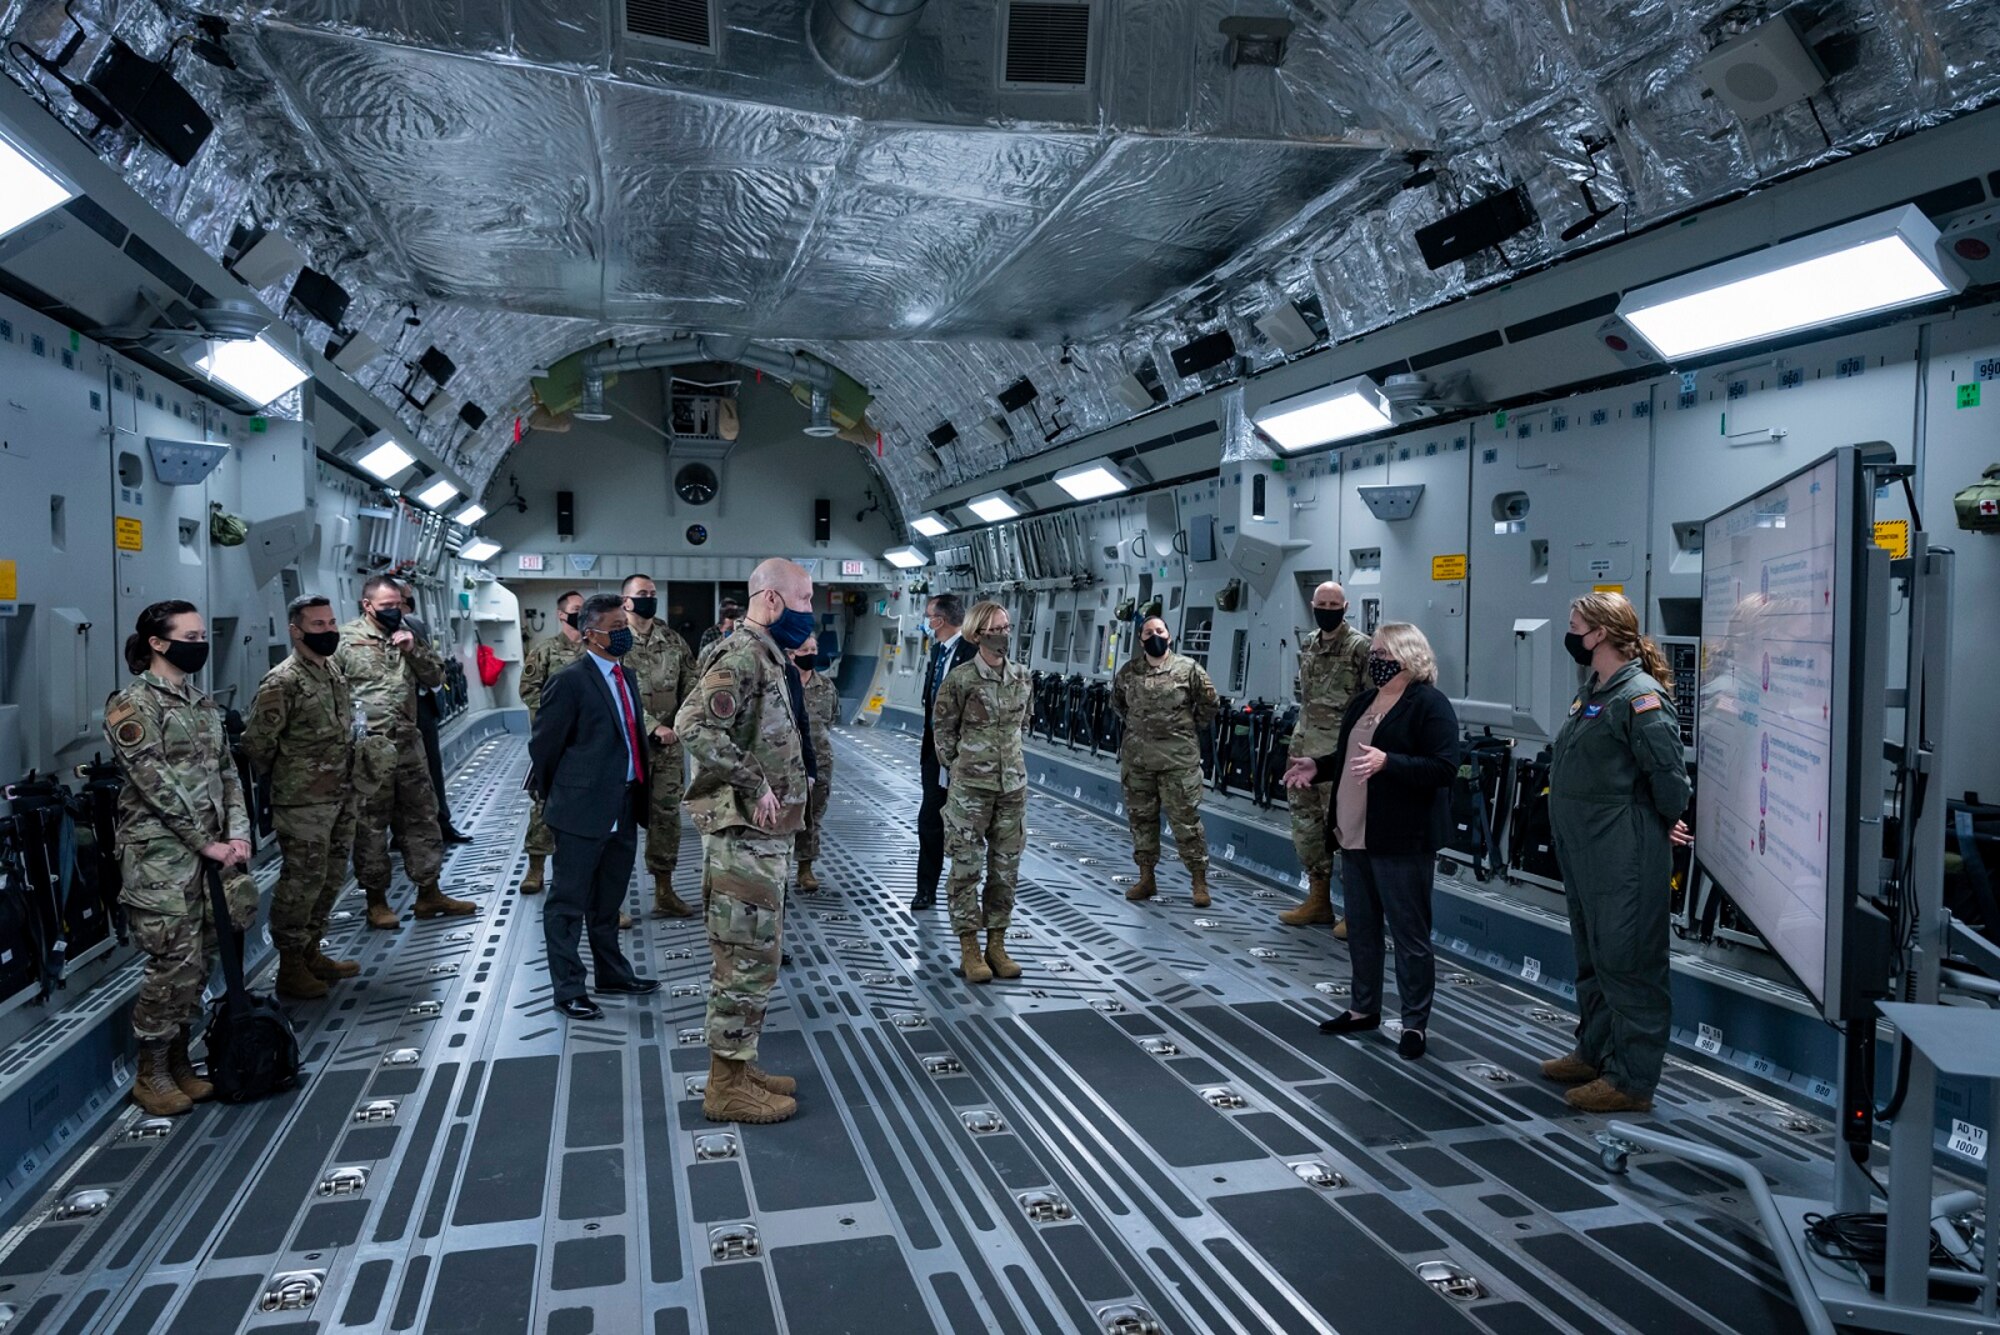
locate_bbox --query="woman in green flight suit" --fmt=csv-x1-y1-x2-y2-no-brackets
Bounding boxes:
1540,591,1692,1114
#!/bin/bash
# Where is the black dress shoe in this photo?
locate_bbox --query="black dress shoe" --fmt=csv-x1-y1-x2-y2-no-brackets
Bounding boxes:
596,978,661,996
443,828,474,845
1318,1011,1381,1036
556,997,603,1020
910,891,937,911
1398,1029,1428,1061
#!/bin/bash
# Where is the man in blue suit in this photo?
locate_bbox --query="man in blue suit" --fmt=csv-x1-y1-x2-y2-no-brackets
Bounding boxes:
528,593,663,1020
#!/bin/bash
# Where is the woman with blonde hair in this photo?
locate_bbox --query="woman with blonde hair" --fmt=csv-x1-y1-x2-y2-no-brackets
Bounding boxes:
1284,622,1459,1060
1538,591,1691,1114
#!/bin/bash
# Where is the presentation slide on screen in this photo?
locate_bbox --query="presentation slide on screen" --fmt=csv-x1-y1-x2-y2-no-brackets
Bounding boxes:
1696,455,1839,1005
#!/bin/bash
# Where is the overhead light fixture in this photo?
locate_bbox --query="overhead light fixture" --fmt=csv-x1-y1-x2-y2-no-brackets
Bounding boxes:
910,511,953,538
356,438,415,480
574,369,612,423
189,333,310,407
804,385,839,438
1616,205,1965,360
453,503,488,526
1252,375,1394,451
883,545,930,569
415,478,458,509
967,491,1025,523
0,129,76,240
1052,460,1133,501
458,537,501,563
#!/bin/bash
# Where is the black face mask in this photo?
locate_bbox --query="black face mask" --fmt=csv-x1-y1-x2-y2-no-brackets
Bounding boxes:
628,596,658,621
160,639,209,674
301,630,341,658
1367,657,1402,687
561,612,580,630
1143,634,1170,659
370,605,403,633
1564,631,1594,666
1313,607,1346,634
793,654,816,672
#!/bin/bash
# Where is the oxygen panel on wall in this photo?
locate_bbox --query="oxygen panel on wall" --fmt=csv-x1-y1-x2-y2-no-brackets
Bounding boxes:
1337,428,1472,695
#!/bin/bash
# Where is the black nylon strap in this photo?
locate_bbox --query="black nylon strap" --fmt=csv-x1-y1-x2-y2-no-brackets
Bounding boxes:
204,862,249,1004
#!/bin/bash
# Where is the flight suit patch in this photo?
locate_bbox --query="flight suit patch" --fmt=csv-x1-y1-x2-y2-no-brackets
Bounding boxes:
710,690,737,720
1567,697,1582,717
1631,693,1662,714
115,719,146,746
1582,703,1605,720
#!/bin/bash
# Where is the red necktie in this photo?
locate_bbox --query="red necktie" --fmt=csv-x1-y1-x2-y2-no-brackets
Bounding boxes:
611,666,643,781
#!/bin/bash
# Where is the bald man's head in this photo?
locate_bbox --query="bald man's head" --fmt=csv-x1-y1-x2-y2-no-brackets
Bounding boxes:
1311,581,1347,609
746,558,814,628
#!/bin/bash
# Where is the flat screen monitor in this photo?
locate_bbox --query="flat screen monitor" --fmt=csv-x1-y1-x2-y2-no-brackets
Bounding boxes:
1695,448,1882,1018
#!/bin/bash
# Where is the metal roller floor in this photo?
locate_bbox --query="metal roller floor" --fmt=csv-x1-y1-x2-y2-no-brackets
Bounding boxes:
0,729,1843,1334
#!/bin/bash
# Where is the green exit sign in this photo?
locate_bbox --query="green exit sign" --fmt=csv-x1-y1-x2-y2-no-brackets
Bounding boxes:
1959,382,1983,409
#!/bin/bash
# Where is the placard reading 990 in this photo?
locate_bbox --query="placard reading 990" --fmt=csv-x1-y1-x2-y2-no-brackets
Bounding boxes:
1696,455,1838,1006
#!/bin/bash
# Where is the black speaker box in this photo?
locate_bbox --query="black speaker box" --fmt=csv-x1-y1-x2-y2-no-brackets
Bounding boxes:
87,42,213,167
1171,329,1237,379
289,267,350,329
997,378,1039,413
556,491,575,538
814,498,831,543
1415,183,1535,271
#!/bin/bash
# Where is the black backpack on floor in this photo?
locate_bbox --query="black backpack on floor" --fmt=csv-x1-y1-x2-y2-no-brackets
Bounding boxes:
202,864,301,1103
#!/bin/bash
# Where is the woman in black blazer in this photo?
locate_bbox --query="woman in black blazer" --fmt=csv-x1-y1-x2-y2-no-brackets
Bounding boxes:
1283,621,1459,1060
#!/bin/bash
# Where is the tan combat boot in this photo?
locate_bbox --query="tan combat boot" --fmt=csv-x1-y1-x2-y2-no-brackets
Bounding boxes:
796,860,819,893
985,930,1023,980
1333,917,1348,941
1540,1052,1600,1084
132,1041,192,1116
1125,863,1158,902
308,947,360,981
618,910,636,930
653,873,694,919
412,883,477,919
1191,864,1212,909
959,934,994,984
1279,872,1337,927
703,1054,798,1124
520,853,546,895
275,949,329,1000
364,887,400,930
167,1028,214,1103
1565,1078,1653,1114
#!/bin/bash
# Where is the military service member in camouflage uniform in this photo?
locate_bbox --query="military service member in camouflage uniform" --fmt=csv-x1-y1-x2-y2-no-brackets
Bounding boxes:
1112,615,1220,907
622,573,699,918
792,634,838,892
698,599,741,656
107,601,254,1117
1281,581,1370,936
932,602,1032,984
338,576,476,928
517,589,587,895
244,595,365,1001
677,559,814,1125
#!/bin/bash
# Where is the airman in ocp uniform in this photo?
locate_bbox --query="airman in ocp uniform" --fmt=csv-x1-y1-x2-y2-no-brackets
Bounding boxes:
677,559,814,1126
1281,581,1371,935
517,589,588,895
244,595,365,1000
791,634,838,893
622,574,699,918
932,602,1032,985
1112,615,1219,907
337,575,476,928
106,600,255,1117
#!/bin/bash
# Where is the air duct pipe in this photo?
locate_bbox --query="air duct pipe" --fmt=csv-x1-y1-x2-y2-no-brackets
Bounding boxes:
582,335,836,391
807,0,931,84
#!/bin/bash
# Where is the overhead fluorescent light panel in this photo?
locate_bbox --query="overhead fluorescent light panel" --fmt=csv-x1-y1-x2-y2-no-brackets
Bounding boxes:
415,478,458,509
453,503,488,526
967,491,1025,523
356,438,415,480
0,130,77,240
190,333,310,407
1052,460,1133,501
911,511,953,538
1616,205,1964,360
458,537,501,563
1251,375,1393,451
883,545,930,569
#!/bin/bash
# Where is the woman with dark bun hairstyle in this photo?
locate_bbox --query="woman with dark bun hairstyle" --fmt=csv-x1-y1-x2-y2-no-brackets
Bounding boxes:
105,600,253,1117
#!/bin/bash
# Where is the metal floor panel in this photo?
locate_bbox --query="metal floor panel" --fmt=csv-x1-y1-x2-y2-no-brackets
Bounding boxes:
0,729,1861,1334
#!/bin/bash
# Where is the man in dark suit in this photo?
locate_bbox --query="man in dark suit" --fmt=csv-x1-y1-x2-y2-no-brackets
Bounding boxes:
913,593,976,911
527,593,663,1020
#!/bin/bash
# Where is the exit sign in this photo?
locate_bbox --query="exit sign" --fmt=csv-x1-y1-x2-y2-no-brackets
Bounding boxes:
517,553,545,572
840,560,866,576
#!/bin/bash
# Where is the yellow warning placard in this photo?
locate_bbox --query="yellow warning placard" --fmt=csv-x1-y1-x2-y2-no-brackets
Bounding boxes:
1872,519,1910,560
1431,554,1468,581
0,560,15,601
115,517,143,551
1592,583,1625,595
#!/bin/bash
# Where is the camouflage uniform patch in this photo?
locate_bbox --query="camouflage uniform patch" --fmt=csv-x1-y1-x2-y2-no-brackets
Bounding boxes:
1111,652,1218,869
1287,624,1370,876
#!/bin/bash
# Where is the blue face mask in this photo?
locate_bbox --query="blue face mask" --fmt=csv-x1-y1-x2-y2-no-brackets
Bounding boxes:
603,628,634,658
769,606,816,651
